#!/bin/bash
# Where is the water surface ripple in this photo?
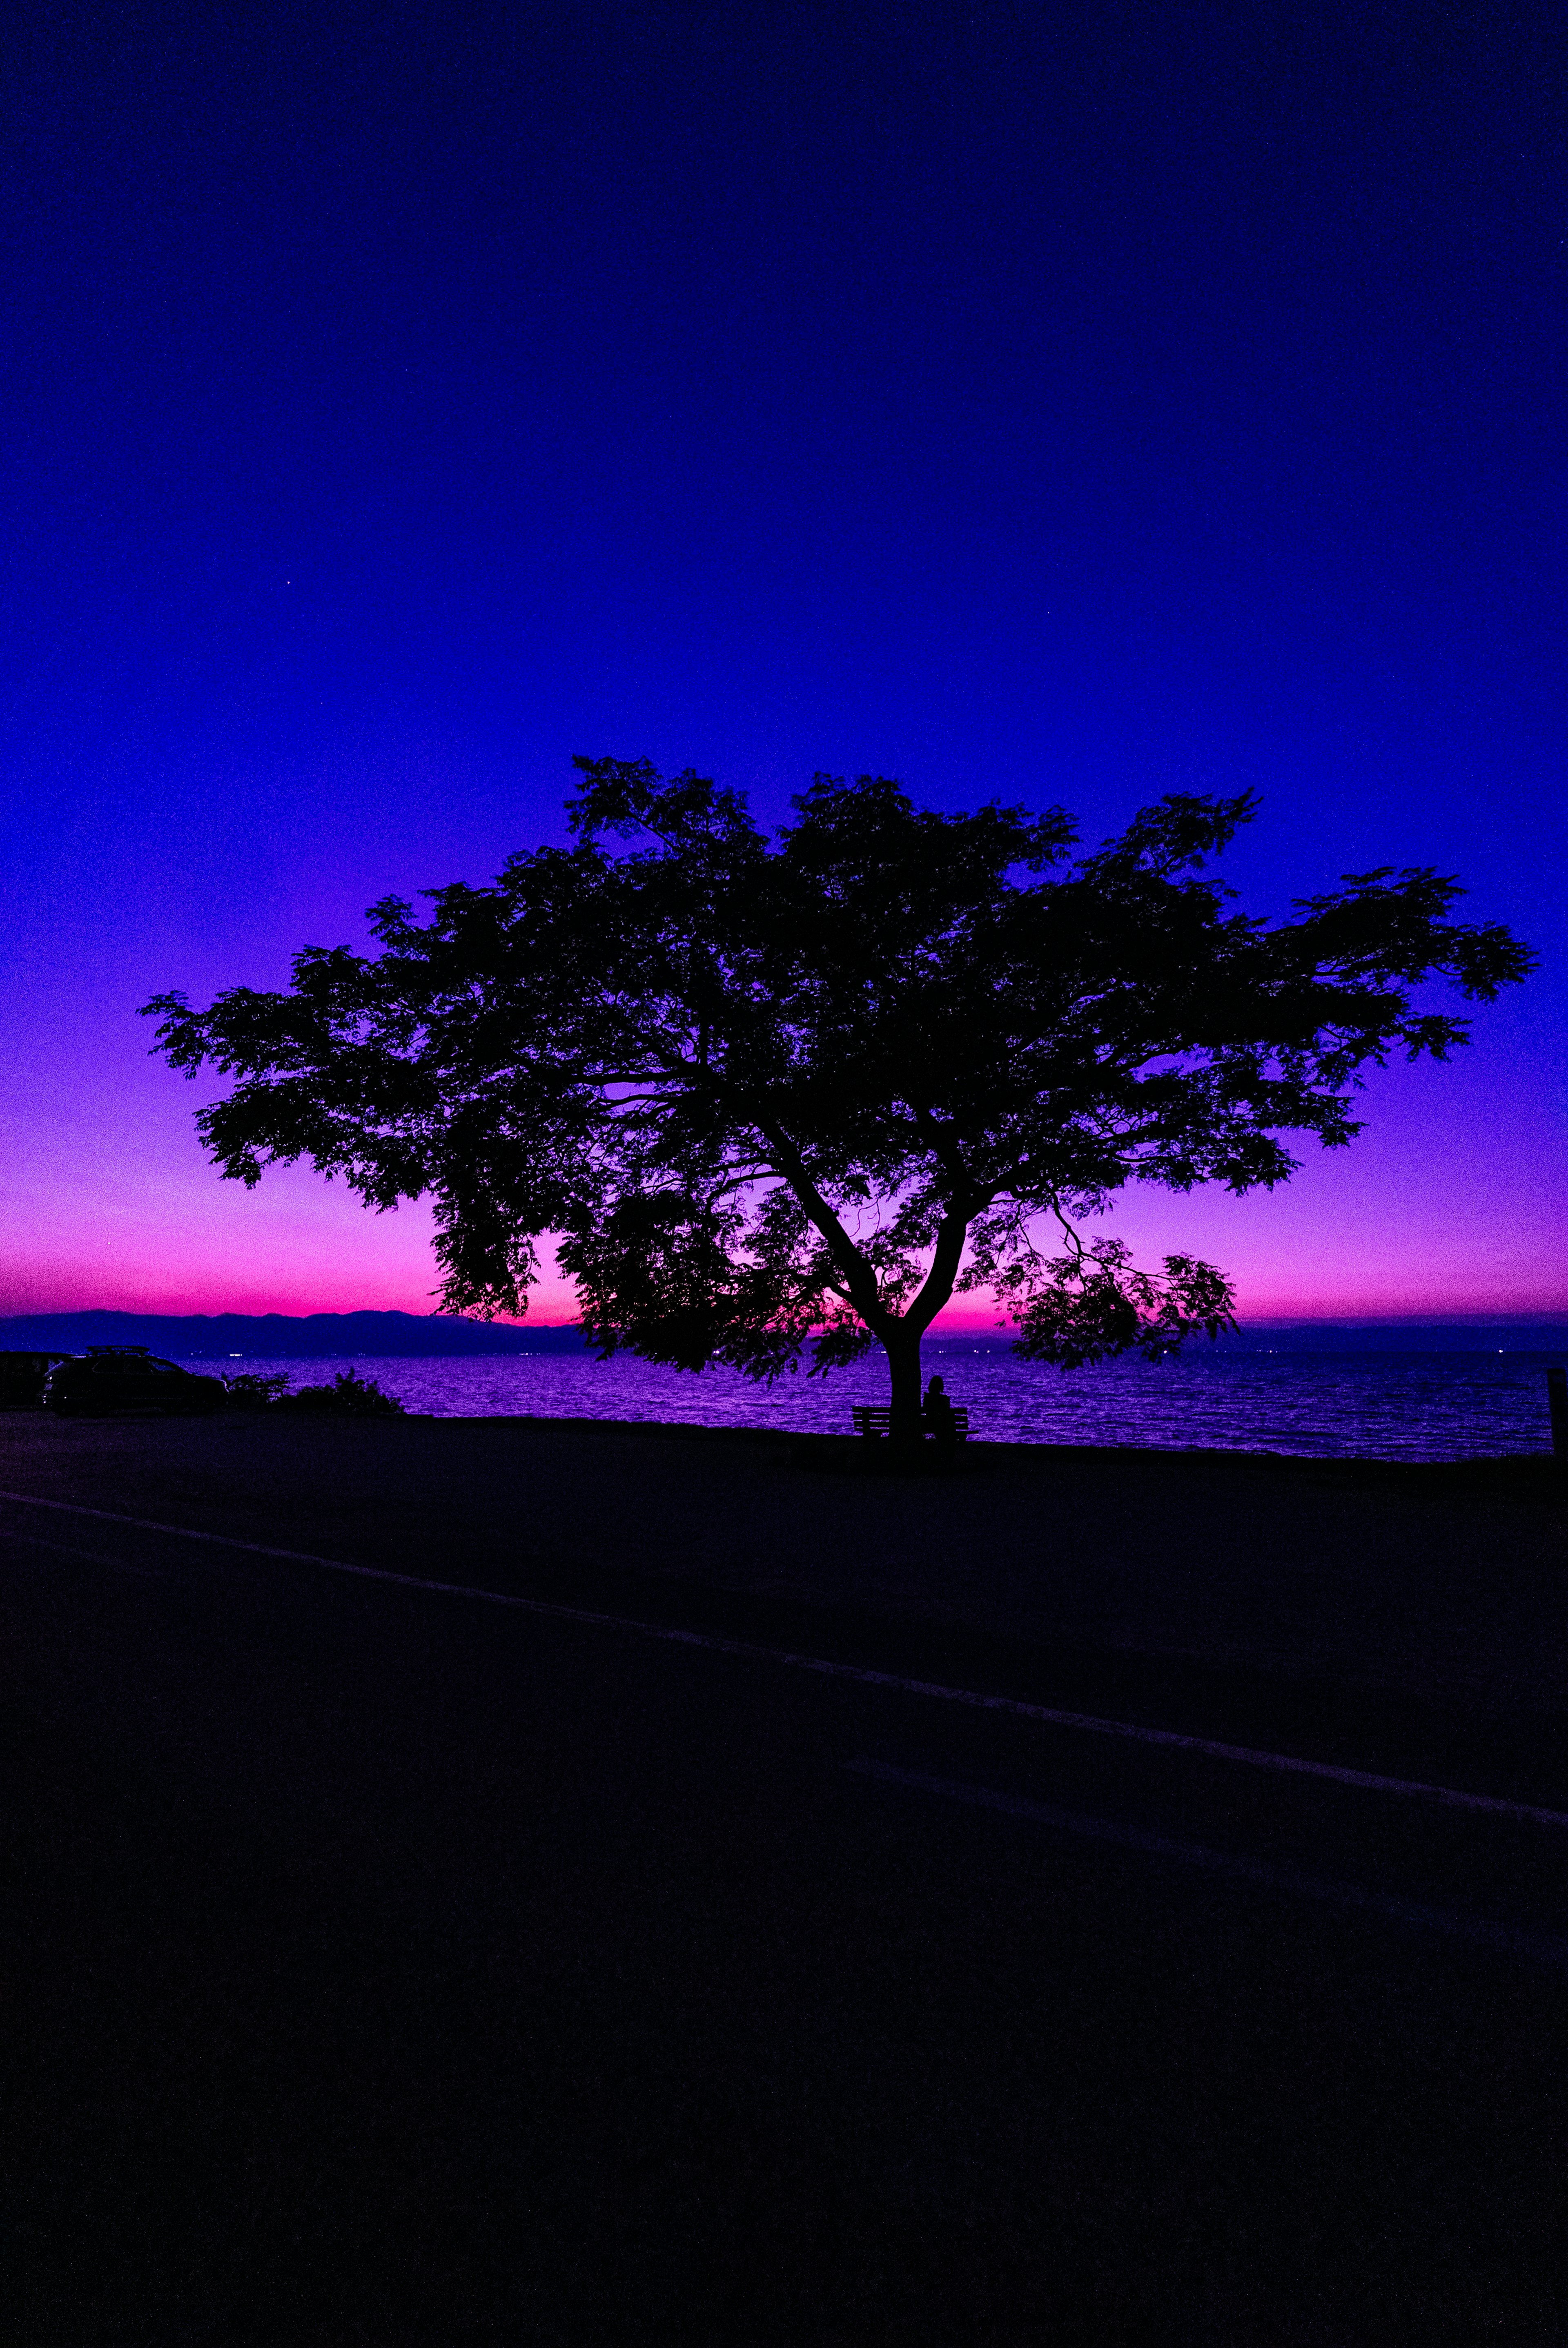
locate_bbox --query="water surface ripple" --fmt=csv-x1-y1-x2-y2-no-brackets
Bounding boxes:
204,1339,1566,1461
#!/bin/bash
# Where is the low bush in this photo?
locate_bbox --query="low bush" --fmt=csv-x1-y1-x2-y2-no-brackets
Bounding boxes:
221,1370,293,1408
272,1369,407,1416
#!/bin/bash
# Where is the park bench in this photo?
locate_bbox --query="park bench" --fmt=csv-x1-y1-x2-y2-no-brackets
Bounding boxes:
851,1404,969,1442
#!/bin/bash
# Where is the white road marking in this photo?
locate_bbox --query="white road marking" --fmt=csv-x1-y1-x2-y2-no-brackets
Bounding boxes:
3,1483,1565,1830
848,1759,1568,1970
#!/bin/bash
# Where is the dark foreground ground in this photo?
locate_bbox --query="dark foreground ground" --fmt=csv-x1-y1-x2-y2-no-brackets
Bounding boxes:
4,1414,1566,2343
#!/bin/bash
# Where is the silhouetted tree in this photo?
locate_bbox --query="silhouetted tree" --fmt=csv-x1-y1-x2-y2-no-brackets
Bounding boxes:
144,759,1534,1442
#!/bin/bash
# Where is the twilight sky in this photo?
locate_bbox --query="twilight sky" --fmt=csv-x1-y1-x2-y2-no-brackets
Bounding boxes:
4,2,1564,1324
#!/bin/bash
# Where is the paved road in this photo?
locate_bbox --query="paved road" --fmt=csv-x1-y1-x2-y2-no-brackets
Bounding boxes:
5,1485,1566,2345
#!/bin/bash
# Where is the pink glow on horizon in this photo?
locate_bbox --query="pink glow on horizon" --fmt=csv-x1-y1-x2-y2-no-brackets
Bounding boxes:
7,1257,1564,1327
4,1028,1562,1325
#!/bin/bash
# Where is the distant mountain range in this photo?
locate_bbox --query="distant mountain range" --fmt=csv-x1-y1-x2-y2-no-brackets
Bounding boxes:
0,1311,589,1358
1,1309,1562,1360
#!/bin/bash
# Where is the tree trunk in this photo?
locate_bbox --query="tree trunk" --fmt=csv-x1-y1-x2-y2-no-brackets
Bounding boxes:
884,1327,924,1451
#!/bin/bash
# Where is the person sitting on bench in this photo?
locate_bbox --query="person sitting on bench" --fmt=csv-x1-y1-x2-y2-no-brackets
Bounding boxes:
922,1373,958,1447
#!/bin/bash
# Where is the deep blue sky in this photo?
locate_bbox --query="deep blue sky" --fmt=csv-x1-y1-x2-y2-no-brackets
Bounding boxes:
4,2,1564,1316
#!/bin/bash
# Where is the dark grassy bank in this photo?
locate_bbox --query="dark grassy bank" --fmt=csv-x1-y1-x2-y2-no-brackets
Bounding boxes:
3,1409,1563,1781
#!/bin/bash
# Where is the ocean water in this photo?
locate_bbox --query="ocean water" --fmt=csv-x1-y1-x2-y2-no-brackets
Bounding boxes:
202,1334,1568,1461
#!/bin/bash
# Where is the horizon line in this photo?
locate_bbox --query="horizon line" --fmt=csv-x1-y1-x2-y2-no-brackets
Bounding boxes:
4,1305,1567,1331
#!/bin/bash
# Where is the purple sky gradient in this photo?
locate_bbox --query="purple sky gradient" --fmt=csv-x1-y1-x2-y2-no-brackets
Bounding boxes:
3,4,1564,1324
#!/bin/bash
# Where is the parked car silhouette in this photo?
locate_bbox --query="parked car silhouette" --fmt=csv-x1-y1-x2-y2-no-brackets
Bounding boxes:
42,1347,227,1417
0,1350,71,1407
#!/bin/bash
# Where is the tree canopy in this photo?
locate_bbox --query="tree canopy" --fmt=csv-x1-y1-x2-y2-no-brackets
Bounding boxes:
144,758,1534,1436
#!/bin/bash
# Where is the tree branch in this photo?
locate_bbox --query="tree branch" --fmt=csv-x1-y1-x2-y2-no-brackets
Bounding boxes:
905,1206,973,1335
909,1104,975,1198
755,1122,891,1332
